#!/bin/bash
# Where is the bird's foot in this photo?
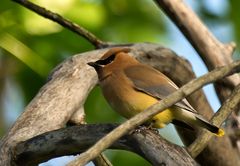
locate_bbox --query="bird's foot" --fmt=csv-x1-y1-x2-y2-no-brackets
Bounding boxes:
131,124,159,134
134,125,148,133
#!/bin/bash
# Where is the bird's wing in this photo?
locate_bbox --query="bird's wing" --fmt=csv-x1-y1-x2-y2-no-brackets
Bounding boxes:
124,65,196,113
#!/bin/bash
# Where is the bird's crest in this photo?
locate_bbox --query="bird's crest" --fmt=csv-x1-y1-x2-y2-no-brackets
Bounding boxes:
100,47,131,60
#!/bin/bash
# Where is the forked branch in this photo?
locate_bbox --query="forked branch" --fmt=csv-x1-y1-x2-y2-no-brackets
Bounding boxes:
68,60,240,165
188,84,240,157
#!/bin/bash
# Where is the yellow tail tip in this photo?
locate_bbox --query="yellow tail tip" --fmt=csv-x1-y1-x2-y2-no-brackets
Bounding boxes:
215,128,225,137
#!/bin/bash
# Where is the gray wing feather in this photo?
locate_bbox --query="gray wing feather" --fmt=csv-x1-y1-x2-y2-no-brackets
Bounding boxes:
124,65,196,113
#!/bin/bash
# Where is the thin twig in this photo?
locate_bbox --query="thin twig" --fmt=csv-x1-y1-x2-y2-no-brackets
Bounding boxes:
11,1,110,164
68,61,240,166
12,0,108,48
188,84,240,157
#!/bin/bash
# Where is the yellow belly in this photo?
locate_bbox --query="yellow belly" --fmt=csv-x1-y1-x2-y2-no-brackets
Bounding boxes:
101,74,175,128
152,108,174,128
121,90,174,128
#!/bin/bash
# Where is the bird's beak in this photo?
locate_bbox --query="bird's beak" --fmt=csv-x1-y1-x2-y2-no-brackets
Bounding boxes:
87,62,101,69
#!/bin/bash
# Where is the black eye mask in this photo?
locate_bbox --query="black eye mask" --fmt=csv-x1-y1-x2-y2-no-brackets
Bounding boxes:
95,54,116,65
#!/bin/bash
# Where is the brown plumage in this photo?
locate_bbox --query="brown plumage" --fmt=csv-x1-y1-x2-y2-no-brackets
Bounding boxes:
88,47,224,136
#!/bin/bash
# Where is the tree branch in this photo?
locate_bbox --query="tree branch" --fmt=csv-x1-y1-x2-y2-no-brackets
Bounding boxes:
13,124,197,166
153,0,240,164
153,0,236,70
4,0,239,163
10,2,131,164
68,60,240,165
147,47,240,165
153,0,238,99
12,0,108,48
1,42,238,165
0,43,186,166
153,0,239,113
188,84,240,157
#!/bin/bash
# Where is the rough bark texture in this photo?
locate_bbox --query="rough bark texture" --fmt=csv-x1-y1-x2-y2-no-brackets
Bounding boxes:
0,43,191,165
188,84,240,158
154,0,236,71
2,0,238,165
135,46,240,166
13,124,198,166
1,43,239,165
154,0,240,165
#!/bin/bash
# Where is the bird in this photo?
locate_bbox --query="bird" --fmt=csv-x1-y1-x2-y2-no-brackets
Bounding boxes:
87,47,224,137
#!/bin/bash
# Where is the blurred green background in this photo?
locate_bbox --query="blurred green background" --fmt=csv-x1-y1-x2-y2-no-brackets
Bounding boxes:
0,0,239,165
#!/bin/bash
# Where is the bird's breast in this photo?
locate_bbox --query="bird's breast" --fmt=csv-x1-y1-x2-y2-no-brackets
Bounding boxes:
100,72,158,118
99,71,175,128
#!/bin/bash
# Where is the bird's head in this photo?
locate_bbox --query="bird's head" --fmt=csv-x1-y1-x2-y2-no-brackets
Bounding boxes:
88,47,137,80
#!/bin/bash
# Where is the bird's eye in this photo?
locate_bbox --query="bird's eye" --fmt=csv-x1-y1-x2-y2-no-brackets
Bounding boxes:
96,54,116,65
105,54,116,63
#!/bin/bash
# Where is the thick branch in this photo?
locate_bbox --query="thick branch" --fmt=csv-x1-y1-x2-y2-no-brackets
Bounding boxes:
12,0,107,48
153,0,239,103
153,0,240,164
154,0,236,70
1,43,239,165
0,43,185,166
13,124,197,166
146,48,240,165
188,84,240,157
1,42,239,165
69,60,240,165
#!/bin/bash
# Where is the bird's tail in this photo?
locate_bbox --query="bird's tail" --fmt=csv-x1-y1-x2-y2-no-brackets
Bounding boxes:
195,115,224,137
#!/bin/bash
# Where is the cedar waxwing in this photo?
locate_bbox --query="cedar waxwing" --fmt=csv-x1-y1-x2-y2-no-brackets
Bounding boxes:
88,48,224,136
